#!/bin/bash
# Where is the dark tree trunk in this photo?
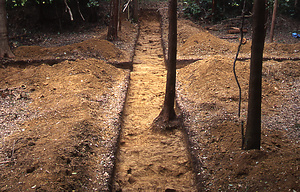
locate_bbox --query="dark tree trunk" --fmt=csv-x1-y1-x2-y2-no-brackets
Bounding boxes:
212,0,216,15
162,0,177,122
244,0,267,150
151,0,177,131
132,0,139,22
118,0,122,31
0,0,14,58
107,0,119,41
269,0,278,43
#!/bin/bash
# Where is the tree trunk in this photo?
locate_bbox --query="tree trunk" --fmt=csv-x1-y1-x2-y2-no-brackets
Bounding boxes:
212,0,216,15
107,0,119,41
0,0,14,58
162,0,177,122
118,0,122,31
151,0,177,131
269,0,278,43
132,0,139,22
244,0,267,150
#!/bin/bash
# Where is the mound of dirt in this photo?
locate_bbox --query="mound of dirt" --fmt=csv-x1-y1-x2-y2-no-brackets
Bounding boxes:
178,31,236,59
177,25,300,60
0,59,129,191
264,42,300,57
177,55,279,114
176,55,299,191
174,18,300,60
14,39,127,63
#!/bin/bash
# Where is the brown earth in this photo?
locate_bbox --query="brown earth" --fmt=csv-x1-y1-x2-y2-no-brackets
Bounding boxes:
112,11,196,191
1,7,300,192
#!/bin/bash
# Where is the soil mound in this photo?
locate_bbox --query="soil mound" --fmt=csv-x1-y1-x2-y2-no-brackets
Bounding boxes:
176,19,300,60
177,55,300,191
264,42,300,57
177,55,277,112
0,58,129,191
14,39,127,63
178,31,236,58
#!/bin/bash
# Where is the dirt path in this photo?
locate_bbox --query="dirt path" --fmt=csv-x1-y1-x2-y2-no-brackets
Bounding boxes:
112,11,197,191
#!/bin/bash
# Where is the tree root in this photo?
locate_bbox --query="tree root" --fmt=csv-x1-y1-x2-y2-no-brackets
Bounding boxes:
150,112,182,133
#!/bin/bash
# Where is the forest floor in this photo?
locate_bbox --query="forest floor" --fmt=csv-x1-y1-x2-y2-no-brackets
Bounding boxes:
1,5,300,192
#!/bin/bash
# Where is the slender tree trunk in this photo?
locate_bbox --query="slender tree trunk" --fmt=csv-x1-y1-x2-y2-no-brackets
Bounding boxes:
0,0,14,58
244,0,267,150
161,0,177,122
118,0,121,31
107,0,119,41
212,0,216,15
269,0,278,43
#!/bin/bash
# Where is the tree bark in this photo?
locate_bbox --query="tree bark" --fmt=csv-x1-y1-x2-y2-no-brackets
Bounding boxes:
132,0,139,22
162,0,177,122
151,0,177,131
244,0,267,150
107,0,119,41
0,0,14,58
269,0,278,43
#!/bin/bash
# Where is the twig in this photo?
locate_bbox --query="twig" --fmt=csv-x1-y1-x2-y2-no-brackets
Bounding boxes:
233,0,246,149
123,0,132,12
77,0,85,21
64,0,74,21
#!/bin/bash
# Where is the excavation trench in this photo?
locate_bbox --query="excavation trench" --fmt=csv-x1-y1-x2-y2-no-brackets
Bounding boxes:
112,10,197,191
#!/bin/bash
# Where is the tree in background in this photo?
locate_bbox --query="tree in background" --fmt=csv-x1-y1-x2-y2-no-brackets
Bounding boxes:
132,0,138,22
269,0,278,42
107,0,119,41
244,0,267,150
0,0,14,58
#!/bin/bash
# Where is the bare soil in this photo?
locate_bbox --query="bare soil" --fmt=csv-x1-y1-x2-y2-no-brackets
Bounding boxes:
112,11,196,191
1,7,299,192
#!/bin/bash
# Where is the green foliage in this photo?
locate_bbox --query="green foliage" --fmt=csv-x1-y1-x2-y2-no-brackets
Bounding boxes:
6,0,27,8
182,0,253,22
87,0,99,7
182,0,209,20
182,0,200,19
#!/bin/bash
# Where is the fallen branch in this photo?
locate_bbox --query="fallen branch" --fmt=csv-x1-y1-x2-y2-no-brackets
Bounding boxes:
219,35,239,39
228,28,248,34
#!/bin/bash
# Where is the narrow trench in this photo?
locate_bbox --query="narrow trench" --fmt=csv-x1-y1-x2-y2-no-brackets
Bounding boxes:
111,10,197,191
